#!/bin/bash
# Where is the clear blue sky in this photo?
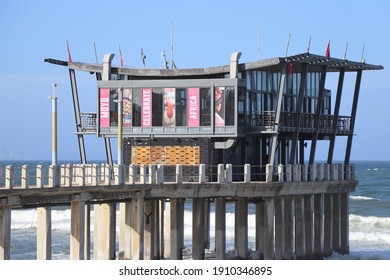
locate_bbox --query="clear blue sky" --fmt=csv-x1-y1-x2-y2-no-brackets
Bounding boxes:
0,0,388,161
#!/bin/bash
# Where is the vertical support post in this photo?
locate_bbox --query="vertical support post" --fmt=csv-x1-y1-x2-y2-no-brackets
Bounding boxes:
0,201,11,260
304,195,313,258
217,164,224,183
265,164,273,182
295,195,305,259
164,200,171,258
21,165,29,188
36,164,43,188
117,86,124,185
131,195,144,260
244,164,251,183
5,165,14,189
339,192,349,254
215,197,226,260
345,70,363,165
313,194,324,259
170,198,184,260
263,198,275,260
236,198,248,259
327,69,345,164
144,199,154,260
332,193,341,253
309,65,328,165
269,62,287,166
119,202,131,260
37,206,52,260
255,201,264,259
175,165,182,183
290,63,308,164
283,196,293,259
225,164,232,183
93,203,116,259
70,198,85,260
192,198,205,260
323,193,333,257
199,164,206,183
274,197,284,260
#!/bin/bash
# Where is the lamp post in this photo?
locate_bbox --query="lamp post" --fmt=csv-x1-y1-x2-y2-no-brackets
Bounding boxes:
48,83,58,186
117,87,124,184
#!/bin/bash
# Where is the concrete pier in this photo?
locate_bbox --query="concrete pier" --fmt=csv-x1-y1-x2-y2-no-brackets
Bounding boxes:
0,163,357,260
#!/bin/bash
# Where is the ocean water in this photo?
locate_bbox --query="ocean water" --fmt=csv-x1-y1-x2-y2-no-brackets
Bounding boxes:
2,160,390,260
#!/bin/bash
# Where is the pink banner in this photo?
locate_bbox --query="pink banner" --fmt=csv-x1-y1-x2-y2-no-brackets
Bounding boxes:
187,88,199,127
99,88,110,127
142,88,152,127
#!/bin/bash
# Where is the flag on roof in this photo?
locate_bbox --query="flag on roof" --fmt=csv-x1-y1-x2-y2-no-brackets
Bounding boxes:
325,40,330,58
66,39,72,62
119,46,124,66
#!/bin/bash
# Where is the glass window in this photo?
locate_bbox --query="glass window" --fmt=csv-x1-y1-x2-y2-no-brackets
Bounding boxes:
200,88,211,126
152,88,163,127
176,88,187,126
132,88,142,127
164,88,176,127
110,89,119,126
225,87,235,126
215,86,225,126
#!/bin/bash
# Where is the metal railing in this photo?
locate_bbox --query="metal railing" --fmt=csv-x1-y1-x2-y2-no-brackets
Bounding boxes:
0,163,355,189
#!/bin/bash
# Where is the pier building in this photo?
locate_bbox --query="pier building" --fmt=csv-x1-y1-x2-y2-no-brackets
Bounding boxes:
0,50,383,260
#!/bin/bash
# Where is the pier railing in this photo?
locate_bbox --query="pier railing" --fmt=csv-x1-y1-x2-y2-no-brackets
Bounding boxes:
0,163,355,189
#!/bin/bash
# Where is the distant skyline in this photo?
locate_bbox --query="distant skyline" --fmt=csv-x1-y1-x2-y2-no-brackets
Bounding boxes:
0,0,388,161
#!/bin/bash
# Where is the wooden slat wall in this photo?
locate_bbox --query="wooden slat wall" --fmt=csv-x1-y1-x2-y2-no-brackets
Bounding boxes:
132,146,200,165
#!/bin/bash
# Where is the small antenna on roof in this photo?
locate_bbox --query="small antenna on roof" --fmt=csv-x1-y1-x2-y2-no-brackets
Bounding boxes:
257,26,260,60
141,48,146,67
306,36,311,53
344,42,348,60
93,42,99,64
361,44,365,63
285,33,291,57
161,51,169,69
170,19,177,69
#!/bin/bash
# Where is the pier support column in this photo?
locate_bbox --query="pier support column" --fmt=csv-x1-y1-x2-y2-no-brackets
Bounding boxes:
94,203,116,259
70,199,85,260
192,198,205,260
283,196,293,259
294,196,305,259
236,198,248,259
255,201,264,259
323,194,333,257
263,198,275,260
332,193,341,253
304,195,314,258
0,201,11,260
274,197,284,260
119,202,131,260
144,199,159,260
339,193,349,254
313,194,324,259
170,198,184,260
215,197,226,260
37,207,52,260
131,196,144,260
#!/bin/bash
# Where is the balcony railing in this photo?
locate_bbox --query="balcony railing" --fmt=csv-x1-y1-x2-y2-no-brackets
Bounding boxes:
246,111,352,134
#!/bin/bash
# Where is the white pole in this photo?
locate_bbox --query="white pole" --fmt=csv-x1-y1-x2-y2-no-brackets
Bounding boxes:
117,87,123,184
49,83,58,186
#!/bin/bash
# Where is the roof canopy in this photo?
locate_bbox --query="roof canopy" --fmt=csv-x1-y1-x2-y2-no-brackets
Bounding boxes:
44,52,383,78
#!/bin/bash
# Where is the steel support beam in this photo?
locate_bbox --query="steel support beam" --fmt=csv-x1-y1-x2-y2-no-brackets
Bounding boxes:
309,66,327,165
344,70,362,165
269,62,287,166
327,69,345,164
290,64,308,164
69,69,87,164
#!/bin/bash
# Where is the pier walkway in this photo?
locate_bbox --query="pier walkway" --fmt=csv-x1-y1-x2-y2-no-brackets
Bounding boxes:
0,163,356,260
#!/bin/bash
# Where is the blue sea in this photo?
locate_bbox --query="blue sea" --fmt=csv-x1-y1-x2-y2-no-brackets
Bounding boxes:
1,160,390,260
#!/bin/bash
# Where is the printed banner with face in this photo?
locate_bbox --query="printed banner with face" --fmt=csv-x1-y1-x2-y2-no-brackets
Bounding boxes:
122,88,132,127
187,88,199,127
142,88,152,127
99,88,110,127
164,88,176,127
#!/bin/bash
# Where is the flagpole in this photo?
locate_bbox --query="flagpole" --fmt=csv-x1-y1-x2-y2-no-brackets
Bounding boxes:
344,42,348,60
285,33,291,57
307,36,311,53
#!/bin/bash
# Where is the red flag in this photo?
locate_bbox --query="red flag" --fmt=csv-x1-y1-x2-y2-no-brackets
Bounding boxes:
287,63,293,76
119,46,124,66
325,40,330,58
66,39,72,62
